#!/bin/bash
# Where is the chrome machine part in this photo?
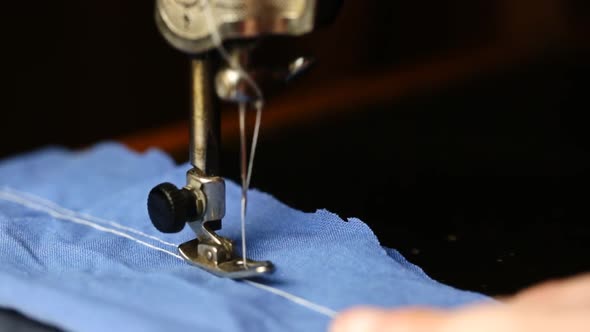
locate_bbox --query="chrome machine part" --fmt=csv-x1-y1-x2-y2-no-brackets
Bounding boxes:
148,0,343,278
178,228,274,279
190,58,220,176
179,60,275,278
215,54,316,104
180,168,274,278
185,167,225,229
178,237,274,279
155,0,317,55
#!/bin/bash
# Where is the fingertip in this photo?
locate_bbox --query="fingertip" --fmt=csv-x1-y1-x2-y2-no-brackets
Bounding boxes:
329,308,387,332
329,307,446,332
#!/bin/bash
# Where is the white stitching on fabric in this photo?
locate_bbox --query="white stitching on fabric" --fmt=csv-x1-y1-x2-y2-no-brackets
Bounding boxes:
0,187,177,248
244,281,337,317
0,191,183,260
0,189,337,318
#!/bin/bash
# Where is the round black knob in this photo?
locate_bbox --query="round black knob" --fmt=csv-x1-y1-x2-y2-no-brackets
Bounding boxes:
147,183,197,233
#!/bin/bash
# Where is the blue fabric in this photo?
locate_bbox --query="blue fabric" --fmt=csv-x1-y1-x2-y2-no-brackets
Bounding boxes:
0,143,488,332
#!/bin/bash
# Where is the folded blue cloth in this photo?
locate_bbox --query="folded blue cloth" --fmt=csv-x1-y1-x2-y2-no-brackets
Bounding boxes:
0,143,487,332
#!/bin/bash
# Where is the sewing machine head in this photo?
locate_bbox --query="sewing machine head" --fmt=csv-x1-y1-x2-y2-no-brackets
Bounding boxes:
156,0,316,53
146,0,342,279
156,0,335,103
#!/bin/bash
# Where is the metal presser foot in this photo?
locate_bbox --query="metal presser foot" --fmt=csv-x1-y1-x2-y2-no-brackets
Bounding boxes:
146,58,273,279
178,226,274,279
147,168,274,279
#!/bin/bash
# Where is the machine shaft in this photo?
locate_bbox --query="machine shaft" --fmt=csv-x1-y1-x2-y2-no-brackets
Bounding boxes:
190,57,221,176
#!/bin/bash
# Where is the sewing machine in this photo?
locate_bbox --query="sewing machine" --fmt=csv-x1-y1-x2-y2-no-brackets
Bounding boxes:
146,0,342,278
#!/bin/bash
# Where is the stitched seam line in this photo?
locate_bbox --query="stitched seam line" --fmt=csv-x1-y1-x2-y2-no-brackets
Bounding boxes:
1,187,177,248
0,192,182,260
0,189,337,318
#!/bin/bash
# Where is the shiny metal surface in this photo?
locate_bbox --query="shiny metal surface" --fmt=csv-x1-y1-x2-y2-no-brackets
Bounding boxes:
156,0,317,54
215,55,315,103
185,168,225,226
178,227,274,279
182,168,272,278
214,47,258,103
286,56,315,82
190,58,220,175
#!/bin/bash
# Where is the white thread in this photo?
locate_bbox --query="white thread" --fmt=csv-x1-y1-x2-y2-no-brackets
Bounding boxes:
239,102,264,267
0,191,182,260
238,102,249,266
244,280,338,317
203,1,266,269
202,1,264,102
0,189,337,318
246,102,263,189
0,187,177,248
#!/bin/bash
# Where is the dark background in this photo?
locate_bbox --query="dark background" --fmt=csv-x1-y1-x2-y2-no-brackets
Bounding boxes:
2,1,589,327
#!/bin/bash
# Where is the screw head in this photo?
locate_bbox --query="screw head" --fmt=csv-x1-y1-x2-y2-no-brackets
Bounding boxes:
147,182,197,233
